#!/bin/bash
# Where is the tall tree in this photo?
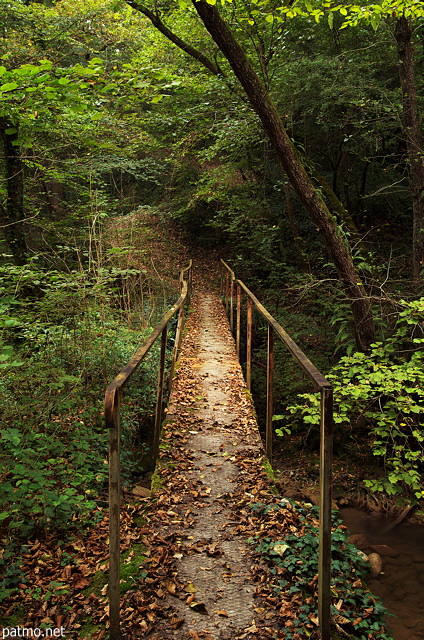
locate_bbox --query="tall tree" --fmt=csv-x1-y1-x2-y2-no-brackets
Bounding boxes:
0,120,27,265
394,16,424,284
129,0,376,350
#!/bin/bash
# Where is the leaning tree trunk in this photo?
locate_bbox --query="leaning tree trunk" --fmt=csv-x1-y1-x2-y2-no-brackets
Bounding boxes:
192,0,375,351
0,118,28,265
395,16,424,285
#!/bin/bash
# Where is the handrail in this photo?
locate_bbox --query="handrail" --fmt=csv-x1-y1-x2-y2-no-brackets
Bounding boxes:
220,259,333,640
105,261,192,640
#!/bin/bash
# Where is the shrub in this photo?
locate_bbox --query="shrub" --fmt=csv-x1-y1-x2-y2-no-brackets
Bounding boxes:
284,299,424,498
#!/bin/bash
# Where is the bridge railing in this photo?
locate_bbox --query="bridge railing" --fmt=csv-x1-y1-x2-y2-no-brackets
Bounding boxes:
104,260,192,639
221,259,333,640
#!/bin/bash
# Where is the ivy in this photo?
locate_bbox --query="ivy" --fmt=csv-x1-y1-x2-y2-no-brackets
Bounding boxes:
251,500,393,639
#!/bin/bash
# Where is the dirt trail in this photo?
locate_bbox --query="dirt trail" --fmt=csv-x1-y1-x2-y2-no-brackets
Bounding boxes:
146,291,276,639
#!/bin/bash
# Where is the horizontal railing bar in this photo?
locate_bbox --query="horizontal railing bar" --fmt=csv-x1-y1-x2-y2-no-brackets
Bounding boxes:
236,279,331,391
220,259,333,640
107,262,192,640
221,259,235,281
104,282,187,427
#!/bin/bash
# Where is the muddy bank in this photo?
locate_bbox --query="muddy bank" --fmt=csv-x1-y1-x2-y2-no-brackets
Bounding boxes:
340,508,424,640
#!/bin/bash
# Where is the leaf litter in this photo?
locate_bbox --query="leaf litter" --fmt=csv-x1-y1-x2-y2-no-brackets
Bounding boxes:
0,276,391,640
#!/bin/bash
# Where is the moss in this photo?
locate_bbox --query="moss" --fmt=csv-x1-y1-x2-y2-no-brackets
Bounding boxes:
150,466,164,494
242,387,258,419
1,606,25,627
133,513,147,526
79,622,103,639
120,543,147,595
261,458,279,495
261,457,275,481
83,568,108,598
81,543,147,600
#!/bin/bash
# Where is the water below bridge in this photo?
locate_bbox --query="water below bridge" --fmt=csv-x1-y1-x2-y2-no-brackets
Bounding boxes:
341,507,424,640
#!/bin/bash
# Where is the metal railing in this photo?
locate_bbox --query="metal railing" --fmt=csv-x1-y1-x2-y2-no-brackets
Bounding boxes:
221,259,333,640
104,261,192,639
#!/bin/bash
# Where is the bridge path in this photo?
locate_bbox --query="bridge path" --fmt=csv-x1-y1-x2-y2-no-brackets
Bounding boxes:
144,291,280,639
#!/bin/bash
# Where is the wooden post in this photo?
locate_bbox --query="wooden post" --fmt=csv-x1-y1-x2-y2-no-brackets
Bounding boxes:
246,297,253,391
225,272,229,315
266,325,274,460
153,326,168,460
168,306,184,393
229,275,234,333
236,282,241,358
318,387,333,640
109,390,122,640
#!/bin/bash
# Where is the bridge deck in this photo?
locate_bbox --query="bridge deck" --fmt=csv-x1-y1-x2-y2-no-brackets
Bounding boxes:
143,291,278,639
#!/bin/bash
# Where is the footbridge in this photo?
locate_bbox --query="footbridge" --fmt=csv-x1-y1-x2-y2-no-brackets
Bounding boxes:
104,261,333,640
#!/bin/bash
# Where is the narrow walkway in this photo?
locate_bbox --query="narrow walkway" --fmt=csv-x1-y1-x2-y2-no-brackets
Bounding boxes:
145,292,277,639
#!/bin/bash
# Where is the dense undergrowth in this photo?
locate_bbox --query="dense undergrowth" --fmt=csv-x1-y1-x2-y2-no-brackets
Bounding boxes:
221,253,424,508
0,256,178,604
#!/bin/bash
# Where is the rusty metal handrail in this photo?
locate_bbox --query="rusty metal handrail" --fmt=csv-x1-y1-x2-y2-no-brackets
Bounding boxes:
105,260,192,639
220,259,333,640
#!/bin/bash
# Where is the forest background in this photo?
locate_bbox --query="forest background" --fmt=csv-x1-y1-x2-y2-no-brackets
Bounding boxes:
0,0,423,628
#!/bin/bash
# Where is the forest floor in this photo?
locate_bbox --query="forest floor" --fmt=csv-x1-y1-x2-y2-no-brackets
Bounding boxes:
0,212,415,639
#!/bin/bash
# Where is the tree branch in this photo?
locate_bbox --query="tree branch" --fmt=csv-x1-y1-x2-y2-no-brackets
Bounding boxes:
125,0,225,77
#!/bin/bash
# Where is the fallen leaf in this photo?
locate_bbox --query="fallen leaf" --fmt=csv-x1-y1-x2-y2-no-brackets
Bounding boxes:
164,579,177,595
73,575,89,590
189,601,208,615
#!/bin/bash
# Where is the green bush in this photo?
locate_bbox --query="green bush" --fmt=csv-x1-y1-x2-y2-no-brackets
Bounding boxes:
0,264,170,540
284,299,424,498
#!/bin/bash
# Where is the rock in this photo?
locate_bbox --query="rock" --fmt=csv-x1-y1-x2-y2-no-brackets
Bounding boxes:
304,489,338,510
368,552,383,576
337,498,349,506
131,485,151,498
348,533,370,550
369,544,398,557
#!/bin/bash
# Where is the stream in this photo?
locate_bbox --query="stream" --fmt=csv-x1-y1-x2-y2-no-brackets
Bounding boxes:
340,508,424,640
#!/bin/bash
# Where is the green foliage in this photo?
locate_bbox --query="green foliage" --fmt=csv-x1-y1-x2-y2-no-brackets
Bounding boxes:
251,500,392,639
0,545,27,603
0,262,169,545
285,299,424,498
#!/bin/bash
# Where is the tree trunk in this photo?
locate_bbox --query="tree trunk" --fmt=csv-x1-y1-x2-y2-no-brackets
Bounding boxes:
394,16,424,285
192,0,375,351
0,119,28,265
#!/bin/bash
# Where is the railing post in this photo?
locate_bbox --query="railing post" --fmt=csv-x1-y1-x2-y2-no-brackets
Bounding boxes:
246,297,252,391
153,325,168,460
229,275,234,333
109,390,122,640
168,306,184,393
236,282,241,358
225,272,229,315
266,325,274,460
187,264,192,307
318,386,333,640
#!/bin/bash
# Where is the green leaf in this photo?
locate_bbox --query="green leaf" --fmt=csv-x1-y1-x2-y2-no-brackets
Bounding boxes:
0,82,18,92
